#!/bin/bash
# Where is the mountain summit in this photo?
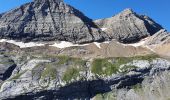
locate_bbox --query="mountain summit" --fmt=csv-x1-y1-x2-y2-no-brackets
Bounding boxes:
0,1,164,43
95,8,163,43
0,0,107,43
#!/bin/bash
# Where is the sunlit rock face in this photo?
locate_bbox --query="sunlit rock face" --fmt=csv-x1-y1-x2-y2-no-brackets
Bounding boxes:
95,8,163,43
0,0,108,43
0,0,163,44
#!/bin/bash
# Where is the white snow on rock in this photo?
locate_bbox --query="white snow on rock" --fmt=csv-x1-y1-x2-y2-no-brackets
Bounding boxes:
0,39,45,48
114,38,156,53
93,42,101,48
93,41,110,48
49,41,89,48
101,28,107,31
50,41,111,49
0,39,111,49
126,40,146,47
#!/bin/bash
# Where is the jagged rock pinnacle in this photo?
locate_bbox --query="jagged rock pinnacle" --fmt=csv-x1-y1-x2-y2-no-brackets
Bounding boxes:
117,8,136,18
122,8,134,14
34,0,63,3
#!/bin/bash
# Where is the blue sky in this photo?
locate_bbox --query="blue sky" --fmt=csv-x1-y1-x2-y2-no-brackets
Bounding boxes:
0,0,169,31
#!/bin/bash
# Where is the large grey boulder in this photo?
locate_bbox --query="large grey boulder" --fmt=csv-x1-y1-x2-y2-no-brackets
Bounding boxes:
95,8,163,43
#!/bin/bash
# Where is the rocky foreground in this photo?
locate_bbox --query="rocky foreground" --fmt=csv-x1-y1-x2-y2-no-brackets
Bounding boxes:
0,52,170,100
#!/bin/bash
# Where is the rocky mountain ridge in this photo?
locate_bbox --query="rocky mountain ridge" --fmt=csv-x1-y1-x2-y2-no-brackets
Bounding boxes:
0,0,165,44
94,8,163,43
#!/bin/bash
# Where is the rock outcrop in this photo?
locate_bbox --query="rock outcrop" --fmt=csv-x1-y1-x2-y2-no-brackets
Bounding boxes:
146,29,170,45
0,55,16,83
95,8,163,43
1,56,170,100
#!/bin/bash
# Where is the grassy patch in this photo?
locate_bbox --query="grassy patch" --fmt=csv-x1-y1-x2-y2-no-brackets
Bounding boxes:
57,55,71,65
62,67,80,83
91,58,119,76
132,54,159,62
57,55,86,66
91,54,158,76
10,70,27,80
41,63,57,80
36,56,86,81
94,92,116,100
132,83,142,92
41,54,86,66
120,65,138,73
0,61,14,65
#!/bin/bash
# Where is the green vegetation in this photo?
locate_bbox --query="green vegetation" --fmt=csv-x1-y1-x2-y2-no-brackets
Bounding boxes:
62,67,80,83
57,55,86,66
10,70,27,80
131,54,159,62
132,83,142,92
41,55,86,66
120,65,138,73
57,55,71,65
94,92,116,100
41,63,57,80
91,54,159,76
32,55,86,82
91,58,119,76
0,61,14,65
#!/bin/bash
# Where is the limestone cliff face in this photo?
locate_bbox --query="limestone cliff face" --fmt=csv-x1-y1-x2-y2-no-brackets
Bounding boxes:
95,8,163,43
0,0,107,43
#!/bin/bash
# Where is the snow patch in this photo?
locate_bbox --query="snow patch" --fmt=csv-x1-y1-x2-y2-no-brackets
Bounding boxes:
93,41,110,48
115,38,156,52
50,41,88,48
50,41,111,49
0,38,111,49
101,28,107,31
127,41,146,47
0,39,45,48
93,42,101,48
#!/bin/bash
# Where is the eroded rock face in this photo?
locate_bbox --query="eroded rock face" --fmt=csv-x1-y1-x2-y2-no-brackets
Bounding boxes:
0,54,170,100
146,29,170,45
0,55,16,82
95,8,163,43
2,59,170,100
0,0,108,43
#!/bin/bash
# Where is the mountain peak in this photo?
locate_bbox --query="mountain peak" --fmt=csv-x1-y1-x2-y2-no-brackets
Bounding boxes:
0,0,107,43
118,8,136,17
34,0,63,4
122,8,134,14
0,1,164,44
